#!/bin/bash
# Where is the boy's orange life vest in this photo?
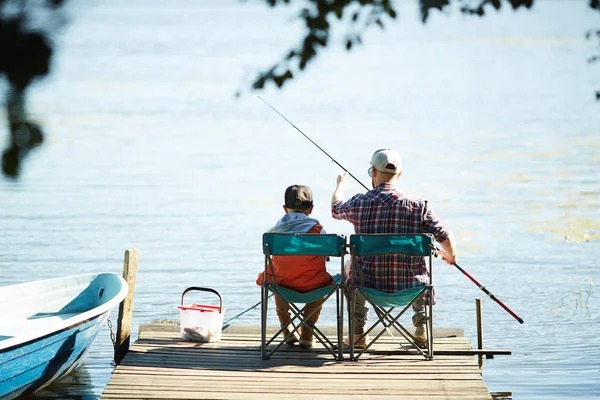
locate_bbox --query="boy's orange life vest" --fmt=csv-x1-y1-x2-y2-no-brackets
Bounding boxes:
256,224,335,293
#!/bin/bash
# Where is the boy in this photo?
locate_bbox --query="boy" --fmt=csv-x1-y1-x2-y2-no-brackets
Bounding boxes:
257,184,335,348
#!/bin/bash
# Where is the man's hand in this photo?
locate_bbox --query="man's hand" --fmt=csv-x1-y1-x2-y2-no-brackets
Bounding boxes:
436,248,456,265
436,235,457,265
337,172,349,186
332,172,348,203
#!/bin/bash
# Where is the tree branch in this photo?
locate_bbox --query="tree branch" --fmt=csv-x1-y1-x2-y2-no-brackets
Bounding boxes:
250,0,398,91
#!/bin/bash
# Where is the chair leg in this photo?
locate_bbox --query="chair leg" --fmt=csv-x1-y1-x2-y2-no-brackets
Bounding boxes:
261,287,268,359
337,286,344,361
426,287,434,360
348,287,356,361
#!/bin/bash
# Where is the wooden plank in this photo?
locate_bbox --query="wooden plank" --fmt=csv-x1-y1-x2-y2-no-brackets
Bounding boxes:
118,356,481,372
102,384,493,394
113,365,482,375
102,395,491,400
139,323,465,335
103,387,491,399
122,347,478,362
105,377,488,387
128,345,478,359
119,358,480,371
134,337,472,346
109,371,483,381
138,331,467,342
120,355,480,368
112,366,482,377
102,389,491,397
132,341,474,352
102,384,491,393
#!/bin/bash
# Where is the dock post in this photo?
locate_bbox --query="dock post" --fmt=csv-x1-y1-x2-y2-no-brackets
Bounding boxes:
476,298,483,350
115,248,139,365
476,298,483,368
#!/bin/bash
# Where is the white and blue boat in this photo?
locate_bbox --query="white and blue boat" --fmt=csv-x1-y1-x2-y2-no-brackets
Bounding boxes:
0,272,128,399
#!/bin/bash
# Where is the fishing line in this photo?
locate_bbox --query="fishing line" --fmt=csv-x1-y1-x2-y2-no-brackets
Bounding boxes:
257,96,369,191
222,294,273,329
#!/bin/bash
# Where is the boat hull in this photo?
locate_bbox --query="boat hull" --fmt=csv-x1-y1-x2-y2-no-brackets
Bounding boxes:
0,273,128,399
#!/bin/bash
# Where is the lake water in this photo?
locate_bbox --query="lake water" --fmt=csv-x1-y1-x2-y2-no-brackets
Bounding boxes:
1,0,599,399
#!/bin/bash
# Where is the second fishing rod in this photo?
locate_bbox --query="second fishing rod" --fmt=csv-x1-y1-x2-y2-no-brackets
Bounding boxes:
257,96,524,324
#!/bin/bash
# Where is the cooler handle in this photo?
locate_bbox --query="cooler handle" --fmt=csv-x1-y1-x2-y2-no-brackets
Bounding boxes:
181,287,224,313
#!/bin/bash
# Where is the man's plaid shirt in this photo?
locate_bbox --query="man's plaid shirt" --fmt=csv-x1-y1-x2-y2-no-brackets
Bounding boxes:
332,183,451,293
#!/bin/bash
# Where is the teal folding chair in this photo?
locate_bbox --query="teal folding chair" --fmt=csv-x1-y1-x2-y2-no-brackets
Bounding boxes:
347,233,435,361
261,233,346,360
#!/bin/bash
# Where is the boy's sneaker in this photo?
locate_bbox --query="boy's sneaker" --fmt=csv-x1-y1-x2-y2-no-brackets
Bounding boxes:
299,325,313,349
298,339,313,349
281,325,299,345
414,325,427,348
343,334,368,349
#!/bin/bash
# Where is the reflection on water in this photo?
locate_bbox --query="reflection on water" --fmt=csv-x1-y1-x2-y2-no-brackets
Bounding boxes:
23,366,96,400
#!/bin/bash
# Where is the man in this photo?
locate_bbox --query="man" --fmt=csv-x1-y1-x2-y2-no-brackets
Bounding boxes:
331,148,457,347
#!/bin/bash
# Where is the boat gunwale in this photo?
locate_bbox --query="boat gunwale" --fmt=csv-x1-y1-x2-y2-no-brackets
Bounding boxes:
0,272,128,352
0,312,105,354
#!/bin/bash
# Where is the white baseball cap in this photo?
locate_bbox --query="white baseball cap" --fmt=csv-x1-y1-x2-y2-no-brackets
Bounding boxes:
370,148,402,173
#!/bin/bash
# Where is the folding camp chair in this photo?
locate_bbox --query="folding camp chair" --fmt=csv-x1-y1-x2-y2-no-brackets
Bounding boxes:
347,233,435,361
260,233,346,360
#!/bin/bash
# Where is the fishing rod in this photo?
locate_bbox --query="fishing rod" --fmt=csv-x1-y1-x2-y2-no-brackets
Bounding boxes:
433,246,524,324
257,96,369,191
257,96,523,324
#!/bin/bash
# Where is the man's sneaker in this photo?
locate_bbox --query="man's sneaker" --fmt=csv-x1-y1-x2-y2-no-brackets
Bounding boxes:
343,334,369,349
414,325,427,348
281,325,299,345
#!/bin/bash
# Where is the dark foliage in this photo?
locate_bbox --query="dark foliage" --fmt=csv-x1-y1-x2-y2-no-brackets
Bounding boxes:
250,0,548,91
459,0,533,16
251,0,398,92
0,0,66,178
590,0,600,99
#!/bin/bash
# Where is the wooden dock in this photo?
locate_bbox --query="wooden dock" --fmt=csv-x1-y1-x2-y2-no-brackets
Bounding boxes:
101,324,494,400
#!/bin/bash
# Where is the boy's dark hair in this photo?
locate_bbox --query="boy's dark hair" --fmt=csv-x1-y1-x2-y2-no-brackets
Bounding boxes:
284,185,313,210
